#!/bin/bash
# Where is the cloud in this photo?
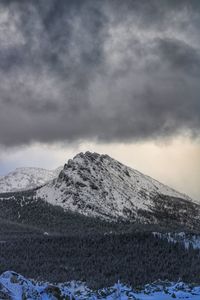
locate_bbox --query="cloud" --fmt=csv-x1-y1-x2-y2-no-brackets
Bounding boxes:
0,0,200,146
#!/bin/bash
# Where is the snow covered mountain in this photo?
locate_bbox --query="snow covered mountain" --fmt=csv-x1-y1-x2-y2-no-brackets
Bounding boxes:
0,166,62,193
0,151,199,229
37,151,199,226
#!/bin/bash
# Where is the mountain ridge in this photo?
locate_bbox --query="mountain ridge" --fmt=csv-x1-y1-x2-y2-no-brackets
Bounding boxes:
0,166,62,193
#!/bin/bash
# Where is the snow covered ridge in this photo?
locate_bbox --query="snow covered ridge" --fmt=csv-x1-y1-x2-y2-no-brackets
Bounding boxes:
37,151,196,222
0,166,62,193
1,271,200,300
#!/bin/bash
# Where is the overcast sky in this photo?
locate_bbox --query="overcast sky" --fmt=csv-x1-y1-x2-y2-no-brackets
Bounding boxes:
0,0,199,200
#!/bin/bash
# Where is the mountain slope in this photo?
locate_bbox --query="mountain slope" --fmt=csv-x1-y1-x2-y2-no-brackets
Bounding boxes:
0,166,62,193
36,151,199,228
0,189,124,235
1,231,200,287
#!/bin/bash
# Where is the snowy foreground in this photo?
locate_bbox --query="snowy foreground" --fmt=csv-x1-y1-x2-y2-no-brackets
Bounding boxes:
1,271,200,300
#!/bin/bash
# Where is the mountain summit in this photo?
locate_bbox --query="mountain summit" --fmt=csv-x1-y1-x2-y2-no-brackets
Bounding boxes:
37,151,199,227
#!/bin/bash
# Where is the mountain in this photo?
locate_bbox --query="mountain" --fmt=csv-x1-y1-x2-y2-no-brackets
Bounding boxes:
0,151,200,289
0,151,200,231
0,166,62,193
36,151,200,230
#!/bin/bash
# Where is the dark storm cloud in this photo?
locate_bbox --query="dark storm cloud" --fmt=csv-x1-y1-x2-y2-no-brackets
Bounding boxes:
0,0,200,146
156,38,200,76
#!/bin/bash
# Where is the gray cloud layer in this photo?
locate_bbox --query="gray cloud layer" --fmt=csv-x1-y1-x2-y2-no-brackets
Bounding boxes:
0,0,200,146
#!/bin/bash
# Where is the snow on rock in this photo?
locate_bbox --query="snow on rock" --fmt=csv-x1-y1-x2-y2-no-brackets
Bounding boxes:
37,151,194,221
1,271,200,300
0,271,39,299
0,167,62,193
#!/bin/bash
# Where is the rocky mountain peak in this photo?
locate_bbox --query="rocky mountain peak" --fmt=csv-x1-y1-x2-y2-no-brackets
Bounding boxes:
37,152,198,227
64,151,110,168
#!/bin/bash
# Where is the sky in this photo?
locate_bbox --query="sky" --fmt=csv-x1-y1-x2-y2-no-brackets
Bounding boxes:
0,0,199,200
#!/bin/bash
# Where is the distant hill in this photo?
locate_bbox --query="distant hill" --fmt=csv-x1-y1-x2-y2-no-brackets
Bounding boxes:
0,166,62,193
